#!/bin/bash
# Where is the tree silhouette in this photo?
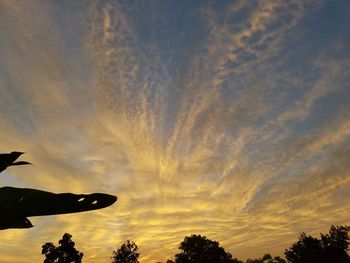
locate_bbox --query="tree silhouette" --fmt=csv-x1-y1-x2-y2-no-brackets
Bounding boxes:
246,254,286,263
174,234,242,263
111,240,140,263
285,225,350,263
270,256,286,263
41,233,83,263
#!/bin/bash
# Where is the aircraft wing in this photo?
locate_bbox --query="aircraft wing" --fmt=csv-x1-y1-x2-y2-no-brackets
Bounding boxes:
0,217,33,230
0,187,117,229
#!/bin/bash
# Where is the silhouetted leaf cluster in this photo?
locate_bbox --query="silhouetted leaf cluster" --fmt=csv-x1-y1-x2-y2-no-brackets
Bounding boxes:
111,240,140,263
174,234,242,263
165,225,349,263
41,233,83,263
42,225,349,263
285,225,350,263
246,253,286,263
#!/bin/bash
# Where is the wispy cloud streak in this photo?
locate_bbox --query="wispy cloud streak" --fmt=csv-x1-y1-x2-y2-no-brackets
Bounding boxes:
0,0,349,262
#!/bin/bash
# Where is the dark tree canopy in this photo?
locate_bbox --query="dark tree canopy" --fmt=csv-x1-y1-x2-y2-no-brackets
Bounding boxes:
41,233,83,263
246,253,286,263
111,240,140,263
174,234,242,263
285,225,350,263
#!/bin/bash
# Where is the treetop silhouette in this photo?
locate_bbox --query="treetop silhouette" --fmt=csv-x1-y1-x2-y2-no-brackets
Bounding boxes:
111,240,140,263
285,225,350,263
174,234,242,263
42,233,83,263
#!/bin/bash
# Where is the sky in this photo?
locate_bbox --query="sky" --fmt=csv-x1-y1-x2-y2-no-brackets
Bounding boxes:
0,0,349,262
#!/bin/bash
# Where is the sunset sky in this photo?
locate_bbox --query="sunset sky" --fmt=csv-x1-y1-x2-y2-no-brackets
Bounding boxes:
0,0,350,262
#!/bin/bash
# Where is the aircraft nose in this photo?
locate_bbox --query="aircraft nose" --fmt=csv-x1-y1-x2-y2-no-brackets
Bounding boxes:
86,193,118,208
11,151,25,156
105,194,118,205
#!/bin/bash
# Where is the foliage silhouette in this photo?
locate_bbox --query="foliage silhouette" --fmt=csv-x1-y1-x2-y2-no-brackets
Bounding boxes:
285,225,350,263
111,240,140,263
41,233,83,263
37,226,350,263
246,253,286,263
174,234,242,263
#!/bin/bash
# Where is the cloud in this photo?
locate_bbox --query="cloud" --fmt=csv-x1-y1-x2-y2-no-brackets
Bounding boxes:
0,0,349,262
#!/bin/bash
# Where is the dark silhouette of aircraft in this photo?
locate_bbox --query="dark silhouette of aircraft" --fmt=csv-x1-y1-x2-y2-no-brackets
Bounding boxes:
0,187,117,229
0,151,117,230
0,151,31,173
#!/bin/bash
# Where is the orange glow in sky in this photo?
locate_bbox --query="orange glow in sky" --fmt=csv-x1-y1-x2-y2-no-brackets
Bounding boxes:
0,1,350,262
